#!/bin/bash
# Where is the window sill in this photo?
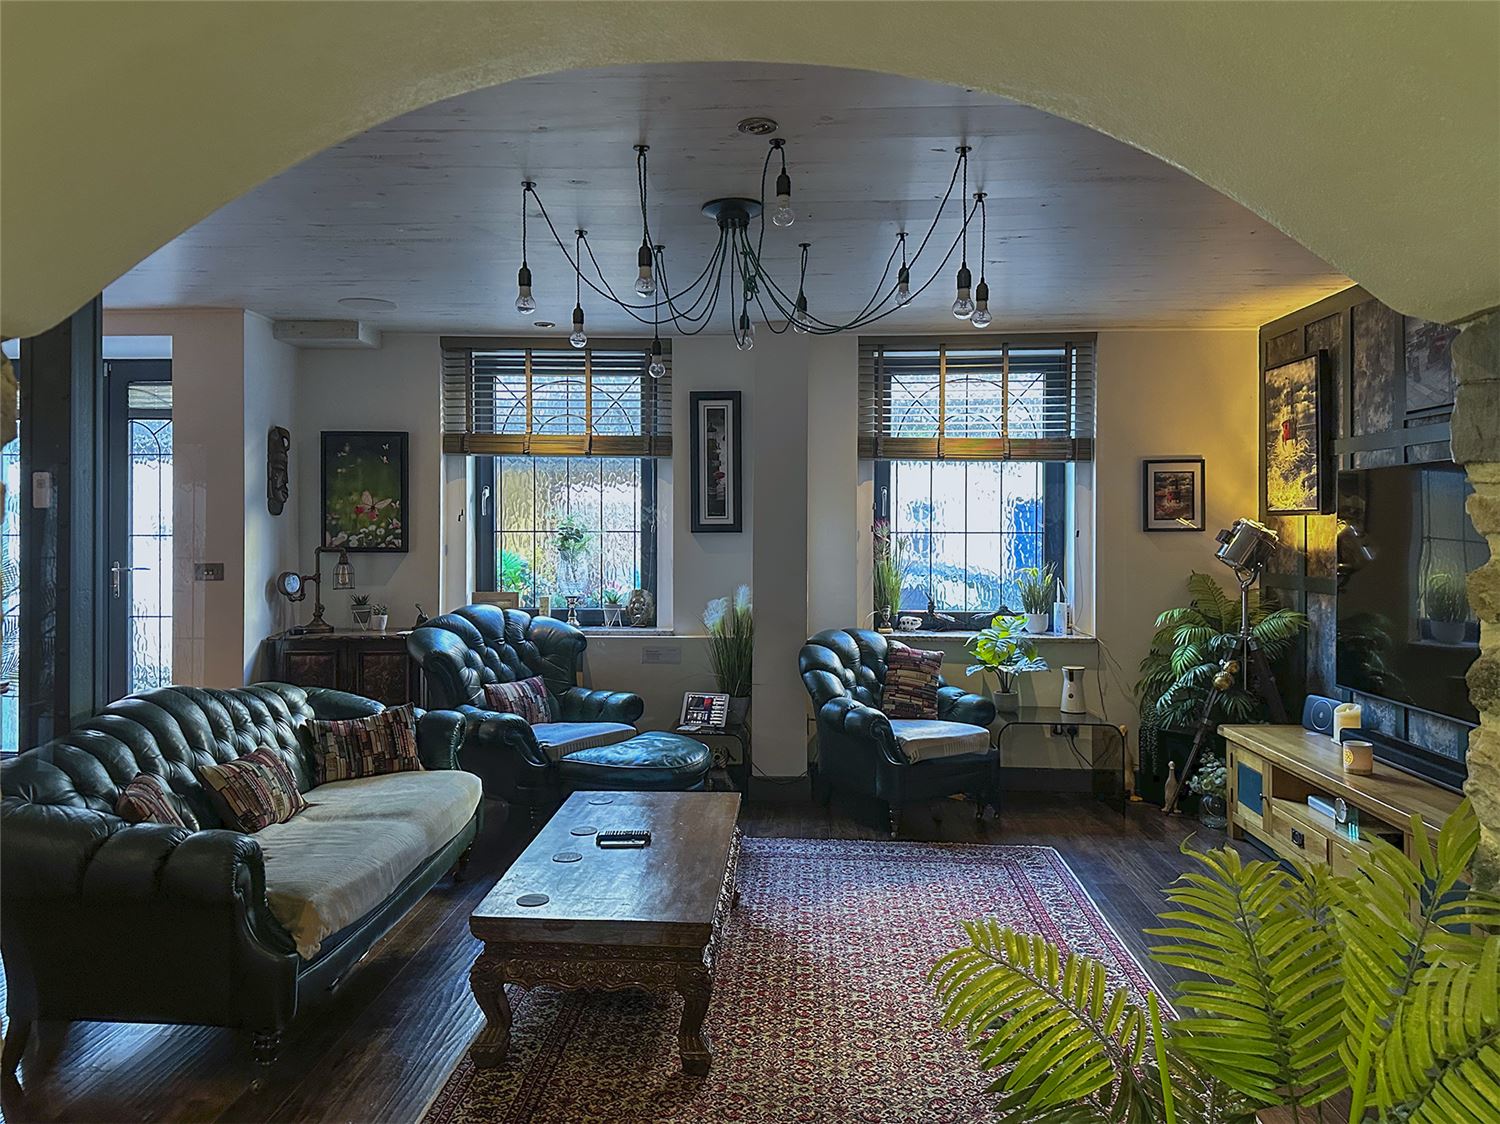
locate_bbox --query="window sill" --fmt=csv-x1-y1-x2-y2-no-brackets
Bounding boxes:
579,626,675,636
891,630,1097,643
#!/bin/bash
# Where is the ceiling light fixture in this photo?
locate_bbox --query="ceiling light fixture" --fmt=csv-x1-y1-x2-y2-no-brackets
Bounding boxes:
514,139,981,344
736,116,779,136
336,296,397,313
970,191,992,329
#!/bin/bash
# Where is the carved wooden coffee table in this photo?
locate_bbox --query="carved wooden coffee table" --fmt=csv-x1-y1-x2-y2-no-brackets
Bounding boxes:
468,790,742,1075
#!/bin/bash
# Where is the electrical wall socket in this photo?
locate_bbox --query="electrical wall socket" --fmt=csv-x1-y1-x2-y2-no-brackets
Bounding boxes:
194,562,225,581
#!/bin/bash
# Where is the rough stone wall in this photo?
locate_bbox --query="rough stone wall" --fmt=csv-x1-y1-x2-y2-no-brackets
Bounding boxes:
1452,309,1500,887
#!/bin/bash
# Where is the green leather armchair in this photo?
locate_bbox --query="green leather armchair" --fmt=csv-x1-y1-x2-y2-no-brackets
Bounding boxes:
800,628,998,836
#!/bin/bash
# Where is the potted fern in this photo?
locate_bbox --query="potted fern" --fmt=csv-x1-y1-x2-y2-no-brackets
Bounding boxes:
1422,569,1469,644
1136,572,1305,803
932,800,1500,1124
965,613,1048,713
704,585,753,724
1015,565,1055,634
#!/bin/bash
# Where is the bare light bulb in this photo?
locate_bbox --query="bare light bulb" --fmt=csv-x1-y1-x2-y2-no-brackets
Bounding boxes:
634,243,656,296
736,311,756,352
515,263,535,313
569,305,587,349
772,166,794,227
648,339,666,379
951,263,974,320
792,292,812,333
896,264,911,305
970,278,992,328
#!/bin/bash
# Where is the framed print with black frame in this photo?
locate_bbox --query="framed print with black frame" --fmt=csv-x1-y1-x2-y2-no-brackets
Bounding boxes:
690,391,742,533
1142,457,1206,532
1263,349,1334,515
321,430,410,552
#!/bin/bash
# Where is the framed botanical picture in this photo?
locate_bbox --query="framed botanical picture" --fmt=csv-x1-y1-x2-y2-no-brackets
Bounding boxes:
321,430,409,552
1263,350,1334,515
690,391,742,533
1142,457,1206,532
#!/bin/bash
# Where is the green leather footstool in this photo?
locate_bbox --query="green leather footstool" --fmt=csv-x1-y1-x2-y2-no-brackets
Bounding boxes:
557,730,713,792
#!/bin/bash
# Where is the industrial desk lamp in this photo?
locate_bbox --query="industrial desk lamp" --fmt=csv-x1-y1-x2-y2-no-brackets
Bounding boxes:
275,546,354,634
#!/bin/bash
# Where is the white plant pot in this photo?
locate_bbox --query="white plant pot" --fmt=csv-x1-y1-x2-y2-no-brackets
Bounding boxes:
371,614,388,633
1428,619,1466,645
1025,613,1050,635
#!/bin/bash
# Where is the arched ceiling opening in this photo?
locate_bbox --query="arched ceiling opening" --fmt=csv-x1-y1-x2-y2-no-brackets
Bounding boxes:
2,1,1496,338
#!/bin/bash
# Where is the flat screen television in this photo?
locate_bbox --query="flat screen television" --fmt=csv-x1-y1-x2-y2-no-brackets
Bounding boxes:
1336,463,1487,731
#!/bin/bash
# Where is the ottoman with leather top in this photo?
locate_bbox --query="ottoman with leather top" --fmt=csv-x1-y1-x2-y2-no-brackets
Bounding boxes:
558,731,713,792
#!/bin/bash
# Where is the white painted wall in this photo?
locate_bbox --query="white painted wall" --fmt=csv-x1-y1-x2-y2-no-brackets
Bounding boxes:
294,333,445,631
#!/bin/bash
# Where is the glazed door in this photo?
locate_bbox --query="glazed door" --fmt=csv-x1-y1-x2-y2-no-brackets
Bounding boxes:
105,360,173,698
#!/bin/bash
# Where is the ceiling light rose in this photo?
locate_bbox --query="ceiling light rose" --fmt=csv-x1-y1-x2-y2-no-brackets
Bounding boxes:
971,278,992,328
770,139,794,228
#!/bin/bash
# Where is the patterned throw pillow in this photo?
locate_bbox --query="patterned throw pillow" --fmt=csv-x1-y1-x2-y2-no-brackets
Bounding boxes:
482,676,553,725
116,773,199,831
882,641,943,719
308,705,423,785
198,747,309,833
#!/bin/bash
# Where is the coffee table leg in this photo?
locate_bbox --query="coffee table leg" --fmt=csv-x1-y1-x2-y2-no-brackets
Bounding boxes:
677,967,714,1075
469,952,513,1068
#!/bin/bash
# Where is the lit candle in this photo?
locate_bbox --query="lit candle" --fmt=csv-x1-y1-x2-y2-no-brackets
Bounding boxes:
1331,702,1362,744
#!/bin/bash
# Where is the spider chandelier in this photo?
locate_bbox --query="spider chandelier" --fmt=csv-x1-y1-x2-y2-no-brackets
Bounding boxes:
513,139,994,370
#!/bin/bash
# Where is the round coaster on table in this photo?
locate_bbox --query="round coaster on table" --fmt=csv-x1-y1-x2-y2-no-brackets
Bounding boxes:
570,825,598,836
516,893,550,907
552,851,583,863
586,795,615,805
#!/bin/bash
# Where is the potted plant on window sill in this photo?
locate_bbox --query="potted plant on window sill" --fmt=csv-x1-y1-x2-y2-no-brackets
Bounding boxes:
556,514,589,626
966,613,1048,714
705,585,753,725
602,588,624,628
872,519,905,635
1016,564,1056,634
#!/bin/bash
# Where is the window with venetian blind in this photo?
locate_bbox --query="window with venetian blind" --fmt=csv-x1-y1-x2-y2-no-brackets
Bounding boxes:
860,335,1095,620
442,338,669,617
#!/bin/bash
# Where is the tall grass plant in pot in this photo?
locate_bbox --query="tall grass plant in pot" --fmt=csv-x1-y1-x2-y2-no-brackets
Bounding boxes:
705,585,753,724
1016,565,1055,634
873,520,905,633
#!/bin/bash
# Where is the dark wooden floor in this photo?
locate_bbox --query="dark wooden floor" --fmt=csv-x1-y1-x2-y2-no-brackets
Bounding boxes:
0,793,1252,1124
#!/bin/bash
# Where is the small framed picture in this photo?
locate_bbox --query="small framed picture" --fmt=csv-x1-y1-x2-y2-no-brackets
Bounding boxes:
1142,457,1206,532
690,391,742,533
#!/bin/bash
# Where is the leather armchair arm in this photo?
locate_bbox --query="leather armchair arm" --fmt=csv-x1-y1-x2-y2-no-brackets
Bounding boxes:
303,687,385,721
415,709,467,771
937,685,997,727
817,697,907,768
555,686,644,725
459,706,551,771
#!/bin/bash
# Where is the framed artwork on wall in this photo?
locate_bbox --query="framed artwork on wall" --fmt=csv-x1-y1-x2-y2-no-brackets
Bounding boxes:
1263,349,1334,515
321,430,409,552
690,391,742,533
1142,457,1206,532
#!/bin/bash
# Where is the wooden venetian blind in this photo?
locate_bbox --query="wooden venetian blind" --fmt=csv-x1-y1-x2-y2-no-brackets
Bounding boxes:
441,337,672,457
857,335,1096,461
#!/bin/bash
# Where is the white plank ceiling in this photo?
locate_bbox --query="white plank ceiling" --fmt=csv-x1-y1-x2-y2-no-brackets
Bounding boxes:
106,62,1350,333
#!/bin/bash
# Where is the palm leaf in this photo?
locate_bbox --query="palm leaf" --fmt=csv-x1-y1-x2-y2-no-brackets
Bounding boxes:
930,920,1162,1122
1149,846,1345,1109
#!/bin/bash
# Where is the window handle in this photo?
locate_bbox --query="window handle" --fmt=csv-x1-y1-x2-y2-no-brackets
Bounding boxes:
481,485,492,517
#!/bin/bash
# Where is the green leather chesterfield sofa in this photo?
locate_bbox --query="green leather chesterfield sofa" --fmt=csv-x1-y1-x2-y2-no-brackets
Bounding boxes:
0,683,485,1083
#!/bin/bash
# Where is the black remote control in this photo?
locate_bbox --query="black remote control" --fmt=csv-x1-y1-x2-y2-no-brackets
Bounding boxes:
595,829,652,848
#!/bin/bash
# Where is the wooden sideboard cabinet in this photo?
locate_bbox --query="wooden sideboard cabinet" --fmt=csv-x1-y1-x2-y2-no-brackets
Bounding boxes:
263,630,423,709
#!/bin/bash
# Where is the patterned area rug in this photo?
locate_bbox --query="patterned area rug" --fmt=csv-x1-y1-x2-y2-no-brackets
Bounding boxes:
422,837,1159,1124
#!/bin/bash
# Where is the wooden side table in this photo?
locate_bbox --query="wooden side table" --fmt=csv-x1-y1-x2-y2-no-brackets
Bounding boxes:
263,629,422,709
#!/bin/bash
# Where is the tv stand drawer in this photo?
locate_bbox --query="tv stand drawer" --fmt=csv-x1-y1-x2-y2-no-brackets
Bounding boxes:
1263,797,1332,865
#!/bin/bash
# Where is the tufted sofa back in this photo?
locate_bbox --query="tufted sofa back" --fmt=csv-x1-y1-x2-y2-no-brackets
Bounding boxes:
1,683,318,831
406,605,586,710
798,628,902,711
